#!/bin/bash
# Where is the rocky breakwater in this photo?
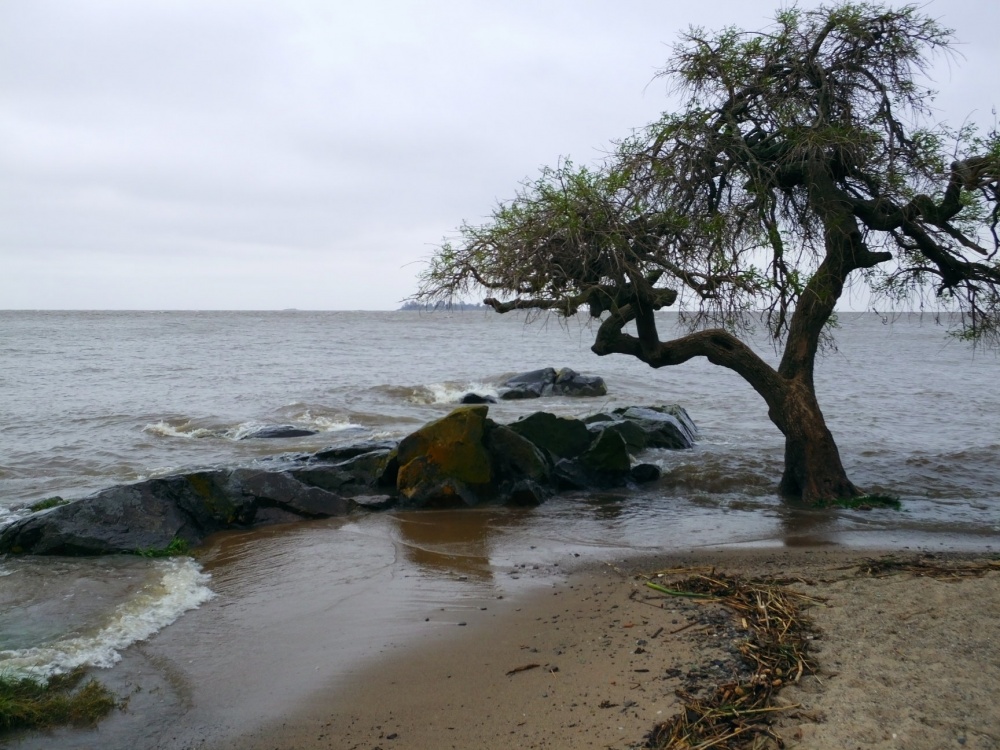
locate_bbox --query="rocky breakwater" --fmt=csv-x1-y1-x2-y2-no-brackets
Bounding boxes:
0,405,696,556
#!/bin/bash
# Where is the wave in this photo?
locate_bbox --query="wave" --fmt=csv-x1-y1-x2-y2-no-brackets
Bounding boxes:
143,417,364,441
272,405,365,434
143,420,217,440
652,454,782,496
0,504,30,533
0,558,214,679
375,381,501,405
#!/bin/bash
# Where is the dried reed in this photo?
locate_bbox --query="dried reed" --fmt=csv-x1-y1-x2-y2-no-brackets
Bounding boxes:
641,571,825,749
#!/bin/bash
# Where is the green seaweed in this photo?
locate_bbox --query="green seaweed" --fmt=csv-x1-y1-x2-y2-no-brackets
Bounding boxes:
132,537,191,558
0,668,118,731
28,496,69,512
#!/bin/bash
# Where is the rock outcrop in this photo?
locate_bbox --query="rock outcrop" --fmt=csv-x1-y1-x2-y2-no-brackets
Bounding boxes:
396,406,495,507
0,404,696,556
507,411,593,459
499,367,607,399
0,460,386,556
584,405,697,451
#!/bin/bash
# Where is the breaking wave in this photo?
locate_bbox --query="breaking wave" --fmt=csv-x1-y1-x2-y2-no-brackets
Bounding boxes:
0,558,215,679
143,417,363,441
143,420,217,439
402,381,501,405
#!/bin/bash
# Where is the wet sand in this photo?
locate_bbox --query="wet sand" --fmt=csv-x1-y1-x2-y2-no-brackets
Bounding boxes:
213,547,1000,750
6,514,999,750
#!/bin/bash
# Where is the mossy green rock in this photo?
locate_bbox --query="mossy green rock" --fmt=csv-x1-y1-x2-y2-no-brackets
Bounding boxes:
508,412,592,459
396,406,494,505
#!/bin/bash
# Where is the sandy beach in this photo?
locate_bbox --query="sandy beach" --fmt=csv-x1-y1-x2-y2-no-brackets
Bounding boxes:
206,546,1000,750
5,530,998,750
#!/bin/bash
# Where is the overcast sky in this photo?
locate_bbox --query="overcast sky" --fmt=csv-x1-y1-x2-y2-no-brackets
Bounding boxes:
2,1,997,310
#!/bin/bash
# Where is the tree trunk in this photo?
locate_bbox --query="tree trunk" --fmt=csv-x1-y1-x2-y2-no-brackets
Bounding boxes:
772,378,860,503
592,315,865,506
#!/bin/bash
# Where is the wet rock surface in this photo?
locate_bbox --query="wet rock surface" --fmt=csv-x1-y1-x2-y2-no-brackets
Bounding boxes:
499,367,608,400
240,425,319,439
0,404,696,556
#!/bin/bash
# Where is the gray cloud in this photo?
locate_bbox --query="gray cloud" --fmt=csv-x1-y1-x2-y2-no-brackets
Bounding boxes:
2,0,997,309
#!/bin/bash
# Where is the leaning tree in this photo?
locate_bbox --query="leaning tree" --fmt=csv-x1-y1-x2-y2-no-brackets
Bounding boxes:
416,3,1000,505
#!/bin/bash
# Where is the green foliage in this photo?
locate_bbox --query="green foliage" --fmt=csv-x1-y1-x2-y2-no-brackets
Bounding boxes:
132,537,191,558
415,3,999,506
417,2,999,346
0,669,118,731
28,496,68,512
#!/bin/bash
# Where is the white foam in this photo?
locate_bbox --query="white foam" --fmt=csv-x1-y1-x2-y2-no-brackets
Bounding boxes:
0,504,30,533
134,465,182,481
407,382,500,405
143,421,216,439
0,558,215,679
223,421,268,440
298,411,364,432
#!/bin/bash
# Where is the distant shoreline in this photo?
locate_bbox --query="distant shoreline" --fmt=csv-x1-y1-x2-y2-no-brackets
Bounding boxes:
397,301,492,311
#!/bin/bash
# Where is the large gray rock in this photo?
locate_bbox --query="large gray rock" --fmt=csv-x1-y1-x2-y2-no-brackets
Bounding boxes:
507,412,593,460
0,472,244,555
499,367,607,399
498,367,556,400
229,470,353,517
553,368,607,397
585,417,650,453
553,431,632,489
585,405,698,451
293,449,398,493
0,459,385,555
486,425,552,485
580,430,631,474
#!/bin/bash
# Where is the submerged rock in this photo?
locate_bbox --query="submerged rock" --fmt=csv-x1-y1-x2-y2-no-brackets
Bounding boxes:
628,463,663,484
312,440,398,463
499,367,607,400
460,392,497,404
241,425,318,439
553,367,607,397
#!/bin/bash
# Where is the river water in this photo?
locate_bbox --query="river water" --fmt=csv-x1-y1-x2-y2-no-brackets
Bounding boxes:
0,310,998,735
